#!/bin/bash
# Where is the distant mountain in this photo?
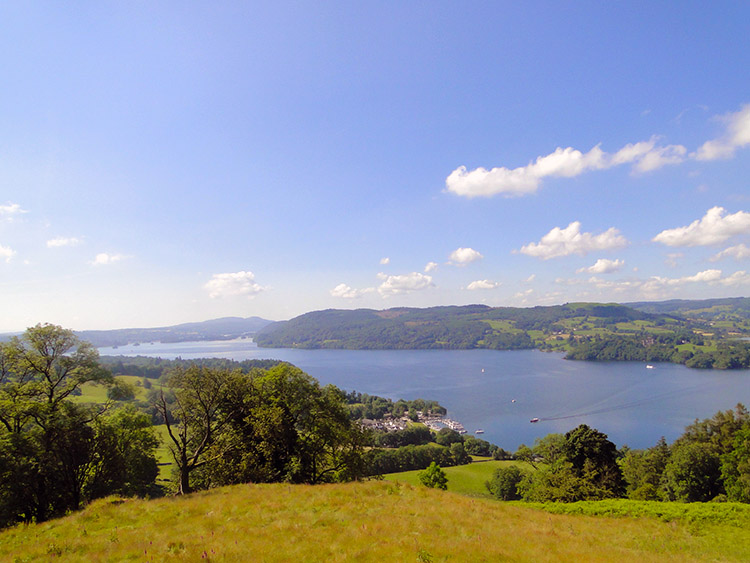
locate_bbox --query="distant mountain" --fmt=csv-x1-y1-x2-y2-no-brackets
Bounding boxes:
75,316,274,347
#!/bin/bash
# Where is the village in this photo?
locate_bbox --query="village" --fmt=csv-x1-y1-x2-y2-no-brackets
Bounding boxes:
358,411,467,434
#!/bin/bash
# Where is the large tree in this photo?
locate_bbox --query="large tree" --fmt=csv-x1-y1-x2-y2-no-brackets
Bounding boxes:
155,365,234,494
0,325,161,526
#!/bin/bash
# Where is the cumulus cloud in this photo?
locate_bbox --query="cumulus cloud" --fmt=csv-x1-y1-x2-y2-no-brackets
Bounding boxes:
653,207,750,247
449,247,484,265
330,283,375,299
711,243,750,262
380,257,390,265
424,261,438,273
47,236,82,248
466,279,501,290
446,137,686,198
378,272,434,296
719,270,750,286
205,271,265,298
0,203,28,221
692,104,750,161
91,252,126,265
0,244,16,263
576,258,624,274
519,222,628,259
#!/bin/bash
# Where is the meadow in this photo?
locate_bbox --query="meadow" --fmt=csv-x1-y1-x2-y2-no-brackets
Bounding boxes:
3,480,750,562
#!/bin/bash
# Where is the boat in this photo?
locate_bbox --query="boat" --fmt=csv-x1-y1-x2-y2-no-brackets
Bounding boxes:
511,399,516,403
646,364,655,369
530,417,540,423
475,429,484,434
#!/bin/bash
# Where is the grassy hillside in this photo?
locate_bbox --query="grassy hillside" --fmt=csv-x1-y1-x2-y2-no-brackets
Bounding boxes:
3,480,750,562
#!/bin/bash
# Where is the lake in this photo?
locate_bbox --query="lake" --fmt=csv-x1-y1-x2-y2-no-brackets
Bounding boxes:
98,339,750,451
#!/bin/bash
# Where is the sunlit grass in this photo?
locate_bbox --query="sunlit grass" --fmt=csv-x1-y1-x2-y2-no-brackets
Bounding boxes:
2,480,749,562
384,460,533,497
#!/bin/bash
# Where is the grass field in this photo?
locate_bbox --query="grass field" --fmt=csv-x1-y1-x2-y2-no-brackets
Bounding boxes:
3,480,750,562
383,459,532,497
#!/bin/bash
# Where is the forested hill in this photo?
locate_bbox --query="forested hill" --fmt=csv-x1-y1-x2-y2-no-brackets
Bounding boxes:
626,296,750,318
254,301,750,369
253,303,661,350
75,316,273,347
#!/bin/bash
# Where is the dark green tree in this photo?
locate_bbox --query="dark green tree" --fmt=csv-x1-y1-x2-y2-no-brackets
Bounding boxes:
418,462,448,490
486,465,524,500
662,441,722,502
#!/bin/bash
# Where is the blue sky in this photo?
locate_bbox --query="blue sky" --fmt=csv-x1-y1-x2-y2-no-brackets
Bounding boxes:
1,2,750,331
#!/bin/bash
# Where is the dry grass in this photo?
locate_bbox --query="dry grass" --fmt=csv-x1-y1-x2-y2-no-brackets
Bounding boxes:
2,480,749,562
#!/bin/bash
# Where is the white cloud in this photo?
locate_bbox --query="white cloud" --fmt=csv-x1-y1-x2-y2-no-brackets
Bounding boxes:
719,271,750,286
0,203,28,221
205,271,265,299
378,272,434,296
466,279,501,290
576,258,624,274
91,252,126,265
449,247,484,265
632,144,687,173
0,244,16,263
424,261,438,273
711,243,750,262
519,221,628,259
47,237,82,248
446,137,686,198
665,253,683,268
380,257,390,265
692,104,750,161
330,283,375,299
525,274,536,282
653,207,750,247
514,288,534,300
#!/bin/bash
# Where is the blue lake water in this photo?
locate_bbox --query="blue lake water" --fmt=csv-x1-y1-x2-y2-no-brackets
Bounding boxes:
99,340,750,451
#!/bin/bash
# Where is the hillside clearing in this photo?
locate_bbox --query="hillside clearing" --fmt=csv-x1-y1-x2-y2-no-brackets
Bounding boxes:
2,480,750,562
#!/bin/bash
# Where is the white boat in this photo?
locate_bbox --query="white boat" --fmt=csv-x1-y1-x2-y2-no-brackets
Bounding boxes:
530,417,539,423
475,429,484,434
646,364,655,369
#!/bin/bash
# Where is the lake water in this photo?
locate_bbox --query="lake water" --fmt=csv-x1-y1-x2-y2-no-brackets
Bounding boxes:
98,340,750,451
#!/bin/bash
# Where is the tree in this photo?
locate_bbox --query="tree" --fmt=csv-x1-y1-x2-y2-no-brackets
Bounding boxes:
720,424,750,502
205,363,368,486
620,437,670,500
486,465,524,500
0,324,113,524
418,462,447,490
154,365,233,494
562,424,624,498
662,441,722,502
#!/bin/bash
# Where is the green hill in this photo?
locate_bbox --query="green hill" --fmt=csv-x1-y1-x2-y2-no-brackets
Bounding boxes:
254,301,750,369
3,480,750,562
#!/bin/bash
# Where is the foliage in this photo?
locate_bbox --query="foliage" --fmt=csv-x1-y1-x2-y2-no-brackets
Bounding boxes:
721,425,750,502
619,437,670,500
485,465,525,500
418,462,448,490
205,364,369,487
365,443,460,475
374,424,433,448
662,441,723,502
0,325,160,527
345,391,445,420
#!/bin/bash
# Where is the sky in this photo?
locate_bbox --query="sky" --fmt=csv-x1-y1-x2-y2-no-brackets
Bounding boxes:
1,2,750,331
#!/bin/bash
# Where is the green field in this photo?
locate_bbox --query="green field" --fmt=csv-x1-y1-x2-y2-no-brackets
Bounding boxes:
383,459,532,497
